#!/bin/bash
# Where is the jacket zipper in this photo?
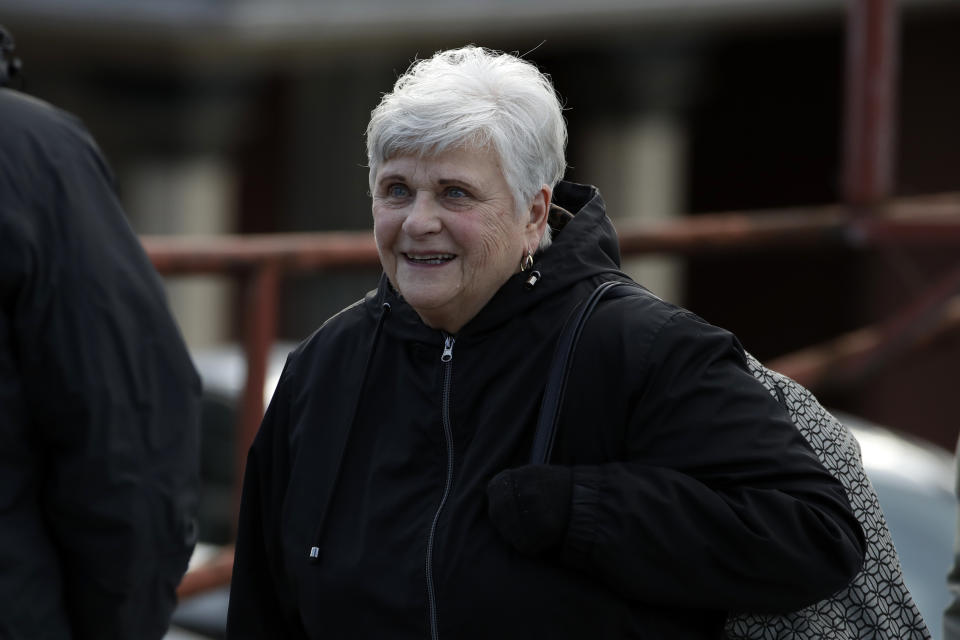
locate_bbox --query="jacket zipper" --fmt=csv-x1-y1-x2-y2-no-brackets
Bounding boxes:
426,334,455,640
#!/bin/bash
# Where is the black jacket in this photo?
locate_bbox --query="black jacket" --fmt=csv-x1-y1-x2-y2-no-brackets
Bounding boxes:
0,89,201,639
228,181,864,639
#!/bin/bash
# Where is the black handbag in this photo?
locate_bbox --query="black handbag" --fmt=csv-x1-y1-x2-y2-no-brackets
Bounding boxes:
530,280,931,639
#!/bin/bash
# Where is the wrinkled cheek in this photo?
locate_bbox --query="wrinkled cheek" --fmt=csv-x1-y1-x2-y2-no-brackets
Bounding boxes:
474,217,521,273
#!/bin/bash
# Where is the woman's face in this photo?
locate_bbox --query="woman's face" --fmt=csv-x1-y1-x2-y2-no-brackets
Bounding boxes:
372,146,546,334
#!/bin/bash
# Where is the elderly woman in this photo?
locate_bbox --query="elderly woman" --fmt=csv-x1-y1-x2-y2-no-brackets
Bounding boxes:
227,47,864,639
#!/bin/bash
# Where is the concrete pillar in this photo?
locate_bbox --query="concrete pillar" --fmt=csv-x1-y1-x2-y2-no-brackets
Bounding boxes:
124,157,237,347
583,112,687,304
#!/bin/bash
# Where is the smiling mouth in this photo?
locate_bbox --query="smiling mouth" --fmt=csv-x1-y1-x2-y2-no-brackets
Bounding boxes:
404,253,456,265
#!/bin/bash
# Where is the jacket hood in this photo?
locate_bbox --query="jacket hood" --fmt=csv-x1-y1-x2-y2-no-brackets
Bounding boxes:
364,180,626,342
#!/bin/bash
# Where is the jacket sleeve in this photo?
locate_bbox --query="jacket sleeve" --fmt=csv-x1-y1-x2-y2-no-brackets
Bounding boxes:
559,309,865,613
0,109,201,639
227,361,310,640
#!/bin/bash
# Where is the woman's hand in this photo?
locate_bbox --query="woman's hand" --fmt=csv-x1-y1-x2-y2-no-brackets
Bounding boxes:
486,464,573,555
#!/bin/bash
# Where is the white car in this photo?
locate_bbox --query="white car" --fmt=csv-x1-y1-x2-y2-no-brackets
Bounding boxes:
841,413,956,638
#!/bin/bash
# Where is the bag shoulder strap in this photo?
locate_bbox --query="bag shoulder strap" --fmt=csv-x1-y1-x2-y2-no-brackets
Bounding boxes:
530,280,639,464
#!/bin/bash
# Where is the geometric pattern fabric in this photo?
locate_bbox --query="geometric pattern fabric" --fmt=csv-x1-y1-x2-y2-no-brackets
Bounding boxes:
724,354,931,640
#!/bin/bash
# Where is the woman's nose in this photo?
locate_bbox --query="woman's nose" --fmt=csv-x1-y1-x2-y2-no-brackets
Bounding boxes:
402,193,442,236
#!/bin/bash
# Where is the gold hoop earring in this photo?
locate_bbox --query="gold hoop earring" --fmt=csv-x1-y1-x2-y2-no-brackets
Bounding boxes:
520,251,534,272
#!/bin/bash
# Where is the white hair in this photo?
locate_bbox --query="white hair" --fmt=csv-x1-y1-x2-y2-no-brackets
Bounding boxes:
366,46,567,250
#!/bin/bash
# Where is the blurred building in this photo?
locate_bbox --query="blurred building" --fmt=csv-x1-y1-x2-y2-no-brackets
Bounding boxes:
2,0,958,448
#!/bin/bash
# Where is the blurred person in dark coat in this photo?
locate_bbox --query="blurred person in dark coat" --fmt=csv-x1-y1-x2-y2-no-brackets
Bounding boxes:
0,27,201,639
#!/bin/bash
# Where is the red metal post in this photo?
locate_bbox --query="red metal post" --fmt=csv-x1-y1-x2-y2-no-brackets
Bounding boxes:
235,262,280,522
843,0,900,206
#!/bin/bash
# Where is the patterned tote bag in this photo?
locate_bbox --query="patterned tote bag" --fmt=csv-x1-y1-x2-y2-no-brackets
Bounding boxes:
723,355,930,639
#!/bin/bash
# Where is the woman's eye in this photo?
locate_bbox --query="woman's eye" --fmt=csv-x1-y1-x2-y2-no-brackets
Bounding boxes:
444,186,468,198
387,184,410,198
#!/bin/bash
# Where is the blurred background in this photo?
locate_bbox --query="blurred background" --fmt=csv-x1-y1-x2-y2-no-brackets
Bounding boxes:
2,0,958,637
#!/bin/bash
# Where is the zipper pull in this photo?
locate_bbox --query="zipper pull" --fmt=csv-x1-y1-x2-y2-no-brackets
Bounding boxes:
441,335,455,362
